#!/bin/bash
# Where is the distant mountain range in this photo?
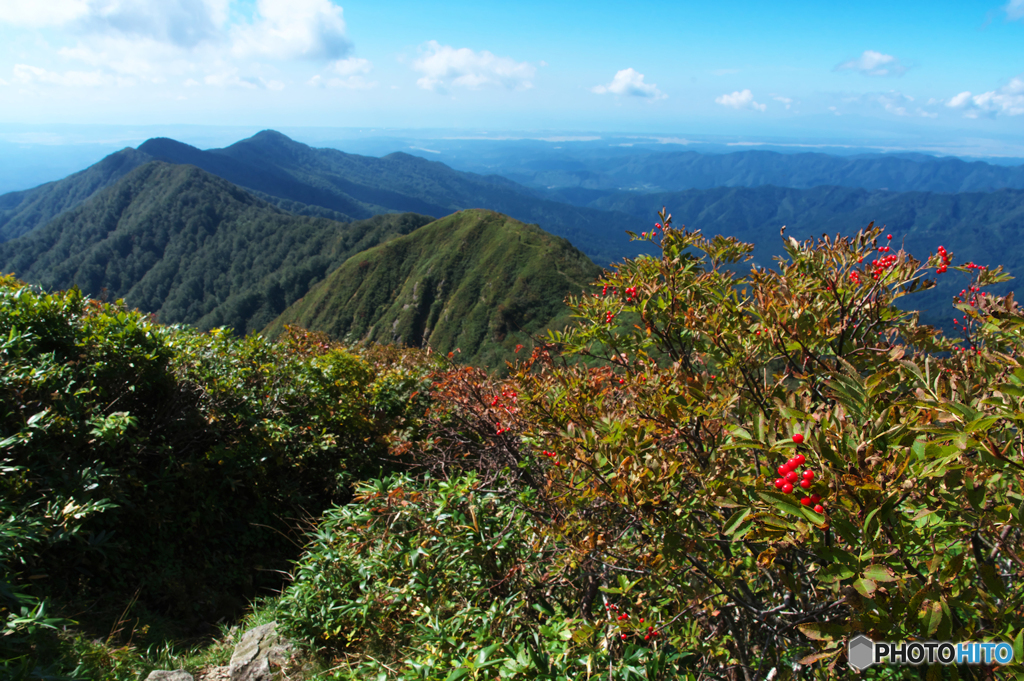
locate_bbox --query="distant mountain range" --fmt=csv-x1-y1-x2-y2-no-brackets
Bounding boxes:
1,129,1022,363
458,148,1024,199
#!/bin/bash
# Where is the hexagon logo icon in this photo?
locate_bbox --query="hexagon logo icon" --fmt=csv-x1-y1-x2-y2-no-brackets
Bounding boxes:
848,635,875,671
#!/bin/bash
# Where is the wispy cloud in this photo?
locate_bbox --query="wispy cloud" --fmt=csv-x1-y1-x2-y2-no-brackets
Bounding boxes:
1006,0,1024,21
771,94,793,110
307,56,375,89
591,68,665,99
413,41,535,92
12,63,129,87
946,77,1024,117
715,89,765,111
204,68,283,90
835,50,907,77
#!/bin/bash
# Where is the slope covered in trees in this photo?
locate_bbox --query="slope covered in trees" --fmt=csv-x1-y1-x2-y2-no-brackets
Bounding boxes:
0,147,151,242
267,209,604,370
0,161,435,335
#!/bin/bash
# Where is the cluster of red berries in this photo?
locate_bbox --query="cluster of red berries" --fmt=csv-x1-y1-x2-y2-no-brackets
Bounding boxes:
624,286,639,301
541,449,560,465
963,262,986,271
869,253,899,280
490,390,518,407
772,435,825,513
936,245,950,274
495,425,511,435
605,311,615,324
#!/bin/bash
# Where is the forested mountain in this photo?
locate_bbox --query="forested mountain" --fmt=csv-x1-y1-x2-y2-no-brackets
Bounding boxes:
267,209,604,370
484,148,1024,198
0,147,151,242
0,161,435,335
138,130,653,265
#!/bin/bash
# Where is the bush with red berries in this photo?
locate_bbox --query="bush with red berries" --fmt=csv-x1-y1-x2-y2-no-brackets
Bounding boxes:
505,211,1024,678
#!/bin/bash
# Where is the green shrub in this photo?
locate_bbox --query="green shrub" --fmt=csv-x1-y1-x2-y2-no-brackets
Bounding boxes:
0,275,440,675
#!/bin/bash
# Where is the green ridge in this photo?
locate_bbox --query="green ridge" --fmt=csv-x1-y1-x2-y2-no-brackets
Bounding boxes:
267,209,604,371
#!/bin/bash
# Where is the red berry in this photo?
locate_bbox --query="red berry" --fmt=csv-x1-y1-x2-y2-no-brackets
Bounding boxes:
810,494,821,504
814,504,825,513
777,465,788,476
801,497,812,506
802,470,814,481
793,454,806,466
792,433,804,444
799,479,811,489
621,634,627,640
782,483,794,494
785,471,799,483
774,478,785,489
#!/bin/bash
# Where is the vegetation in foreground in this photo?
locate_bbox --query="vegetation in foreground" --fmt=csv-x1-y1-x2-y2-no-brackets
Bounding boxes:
3,212,1024,680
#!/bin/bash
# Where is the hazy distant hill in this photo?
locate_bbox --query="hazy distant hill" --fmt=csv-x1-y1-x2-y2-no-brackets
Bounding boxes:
0,147,151,242
493,149,1024,200
0,161,434,335
267,209,604,370
595,184,1024,328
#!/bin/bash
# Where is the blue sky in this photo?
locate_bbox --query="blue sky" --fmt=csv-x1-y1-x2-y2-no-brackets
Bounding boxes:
0,0,1022,156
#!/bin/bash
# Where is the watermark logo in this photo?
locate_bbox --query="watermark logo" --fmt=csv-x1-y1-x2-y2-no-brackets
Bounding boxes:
848,635,1014,670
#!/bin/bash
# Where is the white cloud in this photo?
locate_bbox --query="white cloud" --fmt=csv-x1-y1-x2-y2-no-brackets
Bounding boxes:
231,0,350,61
947,91,972,108
413,41,536,92
331,56,370,77
835,50,907,77
307,56,375,89
204,68,282,90
0,0,230,48
771,94,793,110
0,0,90,27
946,78,1024,117
860,90,938,118
12,63,122,87
715,89,765,111
1007,0,1024,20
592,68,665,99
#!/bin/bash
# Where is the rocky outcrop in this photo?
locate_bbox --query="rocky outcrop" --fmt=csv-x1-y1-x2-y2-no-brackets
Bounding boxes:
229,622,294,681
145,671,193,681
149,621,296,681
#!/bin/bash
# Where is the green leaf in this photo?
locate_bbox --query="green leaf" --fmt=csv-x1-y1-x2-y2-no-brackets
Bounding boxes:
853,577,877,597
798,649,843,665
862,565,896,583
756,490,806,518
798,622,850,641
921,600,943,637
723,508,752,536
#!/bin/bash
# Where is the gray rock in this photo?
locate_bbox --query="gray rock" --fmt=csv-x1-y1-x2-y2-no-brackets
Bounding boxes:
145,672,193,681
229,622,293,681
